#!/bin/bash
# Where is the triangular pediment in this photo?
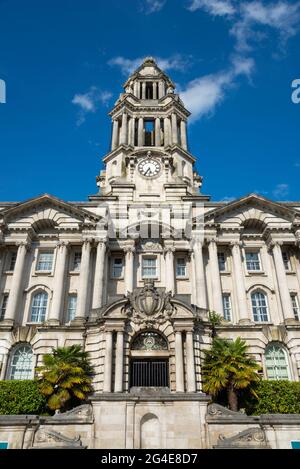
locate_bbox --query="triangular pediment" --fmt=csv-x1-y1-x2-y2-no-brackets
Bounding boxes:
205,194,298,229
0,194,100,232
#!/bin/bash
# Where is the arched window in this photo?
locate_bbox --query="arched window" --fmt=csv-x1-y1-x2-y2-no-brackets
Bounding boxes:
265,343,290,380
30,291,48,323
251,291,269,322
8,344,34,380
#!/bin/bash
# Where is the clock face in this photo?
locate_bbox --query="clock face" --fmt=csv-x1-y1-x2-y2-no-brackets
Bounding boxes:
138,159,161,178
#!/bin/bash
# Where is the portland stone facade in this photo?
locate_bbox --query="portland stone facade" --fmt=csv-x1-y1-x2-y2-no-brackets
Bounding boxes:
0,58,300,449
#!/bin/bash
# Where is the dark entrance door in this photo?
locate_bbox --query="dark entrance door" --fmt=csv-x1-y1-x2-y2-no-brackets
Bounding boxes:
130,359,169,387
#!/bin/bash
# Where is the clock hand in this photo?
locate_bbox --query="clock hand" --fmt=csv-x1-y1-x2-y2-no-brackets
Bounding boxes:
145,168,151,176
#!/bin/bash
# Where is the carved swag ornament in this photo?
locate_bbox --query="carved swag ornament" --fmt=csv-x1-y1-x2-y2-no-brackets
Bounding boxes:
122,281,176,326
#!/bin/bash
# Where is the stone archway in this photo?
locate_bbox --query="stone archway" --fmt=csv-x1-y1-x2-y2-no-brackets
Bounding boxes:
140,413,161,449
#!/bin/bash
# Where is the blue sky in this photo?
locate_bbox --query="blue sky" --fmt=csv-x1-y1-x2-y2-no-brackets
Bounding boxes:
0,0,299,202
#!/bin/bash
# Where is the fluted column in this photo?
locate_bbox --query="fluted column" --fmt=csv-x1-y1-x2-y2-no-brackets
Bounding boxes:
155,118,161,146
120,112,128,145
171,113,178,145
271,241,295,322
48,241,69,324
114,330,124,392
4,241,29,323
158,81,165,98
124,246,135,294
186,331,196,392
175,331,185,392
231,241,249,322
138,117,144,146
165,246,175,294
208,239,223,315
111,120,119,150
92,240,107,309
134,82,139,98
164,117,170,147
103,331,113,392
142,82,146,100
192,240,207,309
180,120,187,151
74,239,92,321
128,117,135,146
153,82,157,100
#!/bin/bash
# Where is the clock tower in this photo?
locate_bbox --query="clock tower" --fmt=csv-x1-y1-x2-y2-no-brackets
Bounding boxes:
95,57,204,202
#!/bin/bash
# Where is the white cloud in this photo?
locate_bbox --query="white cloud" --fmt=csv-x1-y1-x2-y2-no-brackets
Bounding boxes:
272,183,289,198
72,86,112,126
141,0,166,14
180,55,255,122
188,0,236,16
108,54,192,75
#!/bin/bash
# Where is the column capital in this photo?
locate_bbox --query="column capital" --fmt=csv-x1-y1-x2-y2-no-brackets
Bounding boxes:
206,237,218,246
82,237,93,246
266,239,283,252
56,240,70,249
230,240,243,249
16,240,31,251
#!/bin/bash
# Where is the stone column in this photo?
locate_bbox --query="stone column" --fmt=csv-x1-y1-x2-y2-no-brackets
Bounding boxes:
124,246,135,294
192,240,207,309
142,82,146,100
171,113,178,145
186,331,196,392
153,82,157,100
103,331,113,393
231,241,249,323
158,81,165,99
155,118,161,146
0,244,5,284
92,240,107,309
4,241,29,324
74,239,92,321
111,120,119,150
175,331,185,392
48,241,69,325
271,241,295,322
165,246,175,295
114,330,124,392
138,117,144,147
164,117,170,147
134,82,139,98
208,239,223,315
120,112,128,145
128,117,135,146
180,120,188,151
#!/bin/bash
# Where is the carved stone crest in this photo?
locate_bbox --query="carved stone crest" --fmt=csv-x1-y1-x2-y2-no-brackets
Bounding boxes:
33,429,85,449
122,281,175,325
216,428,269,449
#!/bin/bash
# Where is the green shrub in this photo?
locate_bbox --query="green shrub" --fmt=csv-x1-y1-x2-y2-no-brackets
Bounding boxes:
0,380,46,415
244,380,300,415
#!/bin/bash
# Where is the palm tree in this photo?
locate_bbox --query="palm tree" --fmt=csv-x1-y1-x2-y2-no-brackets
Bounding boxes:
202,337,261,412
208,311,223,338
37,345,94,413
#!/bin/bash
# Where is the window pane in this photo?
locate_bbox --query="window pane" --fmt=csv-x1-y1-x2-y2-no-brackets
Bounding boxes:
9,345,34,380
142,258,157,278
112,258,123,278
0,294,8,321
218,252,226,272
37,252,54,271
265,344,289,380
176,258,186,277
251,291,268,322
246,252,261,271
291,294,299,321
73,252,82,271
67,295,77,322
9,252,17,271
282,252,290,271
222,294,232,321
30,292,48,322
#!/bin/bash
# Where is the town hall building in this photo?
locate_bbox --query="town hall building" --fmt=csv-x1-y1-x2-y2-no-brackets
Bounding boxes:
0,58,300,449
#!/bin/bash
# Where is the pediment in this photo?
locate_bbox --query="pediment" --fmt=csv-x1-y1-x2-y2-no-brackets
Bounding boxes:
0,194,100,232
205,194,297,229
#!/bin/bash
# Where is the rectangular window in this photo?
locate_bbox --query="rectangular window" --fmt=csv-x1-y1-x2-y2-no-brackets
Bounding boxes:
36,251,54,272
0,294,8,321
72,252,82,271
218,252,226,272
142,257,157,278
246,251,261,271
222,294,232,321
282,251,290,271
291,294,299,321
9,251,17,271
67,295,77,322
176,258,187,278
112,258,123,278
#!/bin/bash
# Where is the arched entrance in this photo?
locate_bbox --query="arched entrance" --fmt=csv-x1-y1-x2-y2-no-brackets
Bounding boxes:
130,331,169,388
